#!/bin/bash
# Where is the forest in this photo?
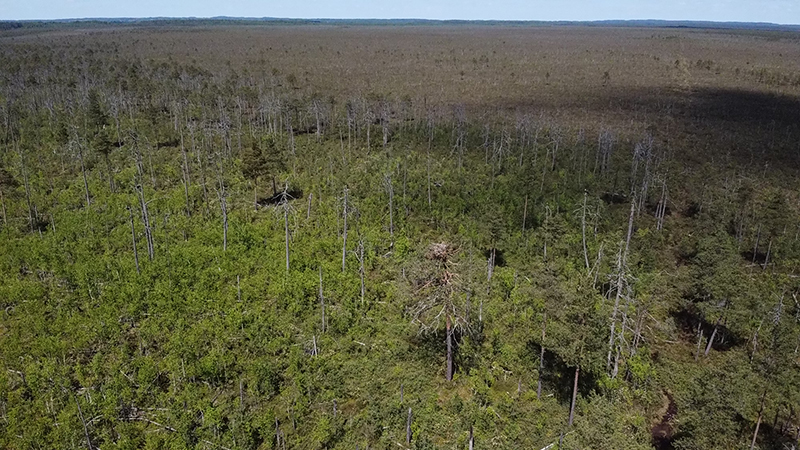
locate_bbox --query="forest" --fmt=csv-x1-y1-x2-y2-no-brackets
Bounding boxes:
1,22,800,450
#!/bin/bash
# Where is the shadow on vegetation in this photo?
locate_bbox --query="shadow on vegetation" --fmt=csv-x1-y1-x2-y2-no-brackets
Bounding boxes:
257,188,305,207
750,419,800,450
683,201,702,218
409,327,462,374
671,308,744,352
526,341,598,405
157,137,180,148
740,249,768,265
482,248,506,267
496,86,800,167
600,192,628,205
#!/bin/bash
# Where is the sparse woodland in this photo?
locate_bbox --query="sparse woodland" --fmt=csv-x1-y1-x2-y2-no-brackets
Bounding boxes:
1,23,800,450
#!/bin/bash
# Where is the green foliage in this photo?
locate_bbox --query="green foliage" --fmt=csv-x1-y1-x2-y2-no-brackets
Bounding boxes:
0,32,799,450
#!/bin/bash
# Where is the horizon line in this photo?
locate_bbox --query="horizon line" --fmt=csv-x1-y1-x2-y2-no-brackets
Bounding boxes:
2,17,800,27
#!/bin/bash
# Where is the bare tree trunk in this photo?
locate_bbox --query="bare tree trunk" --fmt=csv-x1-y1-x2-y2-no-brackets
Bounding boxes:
695,322,704,361
386,175,394,246
762,238,772,270
104,153,115,193
522,194,528,233
128,206,140,274
221,194,228,252
216,160,228,252
275,418,281,449
19,144,35,232
77,143,91,208
342,187,348,272
180,128,191,217
137,185,154,261
357,239,365,303
568,365,580,427
582,191,590,272
469,425,474,450
406,407,413,445
72,392,93,450
196,152,210,216
446,314,453,381
656,180,667,231
284,204,289,272
319,267,326,333
537,313,547,399
427,123,433,207
0,189,6,226
753,224,762,264
487,248,495,281
607,199,635,374
751,390,767,450
704,316,721,357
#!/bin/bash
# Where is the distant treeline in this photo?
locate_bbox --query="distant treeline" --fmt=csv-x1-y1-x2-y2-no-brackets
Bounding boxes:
0,22,23,30
2,17,799,32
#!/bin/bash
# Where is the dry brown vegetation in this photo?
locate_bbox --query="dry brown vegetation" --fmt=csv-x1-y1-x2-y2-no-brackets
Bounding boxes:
6,24,799,167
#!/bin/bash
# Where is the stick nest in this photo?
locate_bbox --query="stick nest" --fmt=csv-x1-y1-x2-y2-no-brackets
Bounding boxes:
426,242,455,262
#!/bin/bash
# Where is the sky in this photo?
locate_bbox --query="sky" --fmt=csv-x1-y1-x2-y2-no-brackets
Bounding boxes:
1,0,799,24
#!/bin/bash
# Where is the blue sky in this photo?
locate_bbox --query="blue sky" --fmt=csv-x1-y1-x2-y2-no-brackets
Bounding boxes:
1,0,798,24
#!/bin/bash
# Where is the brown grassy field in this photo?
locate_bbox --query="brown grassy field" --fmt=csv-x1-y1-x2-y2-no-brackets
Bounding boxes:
5,23,799,168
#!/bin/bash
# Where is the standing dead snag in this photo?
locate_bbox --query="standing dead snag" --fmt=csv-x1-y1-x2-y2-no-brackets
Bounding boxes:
568,365,580,427
384,174,394,247
406,407,413,445
274,184,295,273
215,170,228,252
71,390,93,450
537,312,547,400
135,184,155,261
341,186,349,272
409,242,469,381
128,206,140,274
607,198,635,377
353,238,366,304
319,267,326,333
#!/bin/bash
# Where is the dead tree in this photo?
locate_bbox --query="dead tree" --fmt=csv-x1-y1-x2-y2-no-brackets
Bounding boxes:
215,164,228,252
178,122,192,218
595,129,614,175
319,267,326,333
17,141,36,232
537,312,547,399
341,187,349,272
136,184,154,261
71,390,93,450
409,242,469,381
751,390,767,450
72,136,91,208
453,104,466,169
384,174,394,246
353,238,366,303
655,178,668,231
581,191,590,272
406,407,413,445
275,184,295,272
568,365,580,427
607,198,635,377
128,206,140,274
